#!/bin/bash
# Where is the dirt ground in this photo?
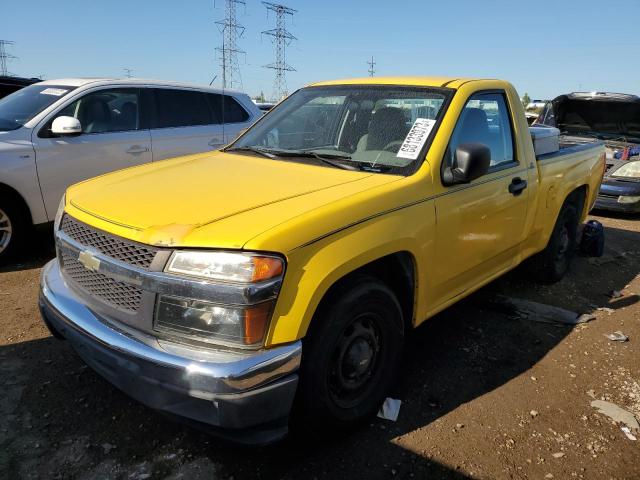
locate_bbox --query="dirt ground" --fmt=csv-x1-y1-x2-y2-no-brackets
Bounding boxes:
1,212,639,480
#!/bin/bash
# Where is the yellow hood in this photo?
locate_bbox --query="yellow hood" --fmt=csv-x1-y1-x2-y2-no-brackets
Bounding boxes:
65,151,400,250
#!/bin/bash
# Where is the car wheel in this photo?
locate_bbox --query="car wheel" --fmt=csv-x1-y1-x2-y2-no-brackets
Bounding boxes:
295,274,404,430
0,198,27,265
527,202,579,283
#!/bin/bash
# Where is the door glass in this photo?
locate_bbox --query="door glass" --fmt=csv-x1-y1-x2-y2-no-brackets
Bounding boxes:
54,88,140,134
448,92,515,168
207,93,249,124
153,89,212,128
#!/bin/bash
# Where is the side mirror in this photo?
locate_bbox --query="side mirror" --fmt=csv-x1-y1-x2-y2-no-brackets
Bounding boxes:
442,143,491,186
51,116,82,136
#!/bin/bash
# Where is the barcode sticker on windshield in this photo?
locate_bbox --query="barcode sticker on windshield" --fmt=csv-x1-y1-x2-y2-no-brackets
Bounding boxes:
397,118,436,160
40,88,68,96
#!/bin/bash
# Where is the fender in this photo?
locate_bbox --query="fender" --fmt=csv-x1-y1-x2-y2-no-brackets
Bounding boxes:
265,200,435,346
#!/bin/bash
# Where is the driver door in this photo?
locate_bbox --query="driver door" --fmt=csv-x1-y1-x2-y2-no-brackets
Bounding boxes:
431,92,530,305
32,87,152,219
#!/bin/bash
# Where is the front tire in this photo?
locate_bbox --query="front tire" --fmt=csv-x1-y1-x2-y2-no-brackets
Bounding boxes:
0,198,27,265
295,274,404,430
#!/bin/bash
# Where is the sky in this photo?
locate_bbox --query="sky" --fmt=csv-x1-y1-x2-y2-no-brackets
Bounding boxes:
3,0,639,101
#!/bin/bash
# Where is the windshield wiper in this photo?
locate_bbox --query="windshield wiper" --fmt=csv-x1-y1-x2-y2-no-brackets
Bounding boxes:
224,146,278,159
225,146,392,172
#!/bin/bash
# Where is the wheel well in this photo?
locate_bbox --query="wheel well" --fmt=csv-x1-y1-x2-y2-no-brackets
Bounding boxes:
566,185,587,218
0,183,32,224
312,252,416,335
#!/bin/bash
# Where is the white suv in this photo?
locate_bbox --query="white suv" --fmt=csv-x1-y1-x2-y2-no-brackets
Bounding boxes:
0,78,261,262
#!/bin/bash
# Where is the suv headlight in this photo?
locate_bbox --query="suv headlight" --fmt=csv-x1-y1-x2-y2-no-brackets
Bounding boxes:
157,251,285,348
53,194,65,233
612,161,640,178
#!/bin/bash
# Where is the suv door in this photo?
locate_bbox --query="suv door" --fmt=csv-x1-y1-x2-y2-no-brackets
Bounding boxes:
149,88,224,161
32,87,152,218
208,93,253,144
432,91,529,304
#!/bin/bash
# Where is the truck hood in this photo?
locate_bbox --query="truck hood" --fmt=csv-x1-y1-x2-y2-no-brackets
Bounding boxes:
550,94,640,142
66,151,399,249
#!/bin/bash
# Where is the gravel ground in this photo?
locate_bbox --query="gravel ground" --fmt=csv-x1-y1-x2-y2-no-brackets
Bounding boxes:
1,212,639,480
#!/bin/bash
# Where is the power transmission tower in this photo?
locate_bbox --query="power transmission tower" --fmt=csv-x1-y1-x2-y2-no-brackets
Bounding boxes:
261,2,296,100
123,67,133,78
215,0,246,90
0,40,17,76
367,56,376,77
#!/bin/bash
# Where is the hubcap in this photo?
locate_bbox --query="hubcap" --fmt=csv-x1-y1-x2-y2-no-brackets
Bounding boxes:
328,314,382,409
0,208,12,254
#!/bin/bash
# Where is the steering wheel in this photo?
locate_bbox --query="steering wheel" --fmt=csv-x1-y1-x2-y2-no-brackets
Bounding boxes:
383,140,404,152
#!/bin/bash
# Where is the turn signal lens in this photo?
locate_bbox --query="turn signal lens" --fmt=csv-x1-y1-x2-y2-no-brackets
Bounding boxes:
251,256,284,282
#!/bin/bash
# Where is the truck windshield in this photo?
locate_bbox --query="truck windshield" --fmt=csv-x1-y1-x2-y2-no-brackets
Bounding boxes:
0,84,76,131
229,85,450,174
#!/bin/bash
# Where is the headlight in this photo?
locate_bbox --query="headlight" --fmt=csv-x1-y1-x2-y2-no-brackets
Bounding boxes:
165,251,283,283
612,161,640,178
159,250,285,347
53,194,65,233
155,295,273,347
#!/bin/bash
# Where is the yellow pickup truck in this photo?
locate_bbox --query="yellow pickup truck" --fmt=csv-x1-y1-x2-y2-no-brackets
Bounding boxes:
39,77,605,443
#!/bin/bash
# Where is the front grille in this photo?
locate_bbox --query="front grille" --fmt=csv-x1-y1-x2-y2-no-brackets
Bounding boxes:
59,215,158,313
60,215,157,269
61,251,143,312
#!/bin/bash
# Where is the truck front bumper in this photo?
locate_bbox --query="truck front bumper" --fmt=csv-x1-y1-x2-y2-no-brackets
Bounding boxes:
39,259,301,444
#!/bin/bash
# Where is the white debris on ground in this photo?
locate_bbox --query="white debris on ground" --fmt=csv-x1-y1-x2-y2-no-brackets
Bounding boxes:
377,398,402,421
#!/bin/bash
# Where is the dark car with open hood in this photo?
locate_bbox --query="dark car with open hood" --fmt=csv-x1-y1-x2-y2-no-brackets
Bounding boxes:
535,92,640,212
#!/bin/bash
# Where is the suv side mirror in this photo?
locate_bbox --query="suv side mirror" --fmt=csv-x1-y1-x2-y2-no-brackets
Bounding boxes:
51,116,82,136
442,143,491,186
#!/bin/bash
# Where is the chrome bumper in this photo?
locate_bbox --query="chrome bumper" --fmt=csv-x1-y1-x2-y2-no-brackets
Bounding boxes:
39,259,301,444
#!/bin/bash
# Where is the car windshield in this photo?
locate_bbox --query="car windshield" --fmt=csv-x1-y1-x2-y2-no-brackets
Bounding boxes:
229,85,450,174
0,84,76,131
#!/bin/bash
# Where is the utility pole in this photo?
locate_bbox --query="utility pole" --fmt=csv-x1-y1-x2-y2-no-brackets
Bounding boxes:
262,2,296,101
0,40,17,77
123,67,133,78
215,0,246,90
367,56,376,77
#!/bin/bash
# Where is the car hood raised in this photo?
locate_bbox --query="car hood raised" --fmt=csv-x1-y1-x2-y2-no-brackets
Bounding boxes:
65,151,399,250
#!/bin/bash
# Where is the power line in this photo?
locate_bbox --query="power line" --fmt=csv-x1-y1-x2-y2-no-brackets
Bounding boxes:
215,0,246,90
0,40,17,77
261,2,296,101
367,56,376,77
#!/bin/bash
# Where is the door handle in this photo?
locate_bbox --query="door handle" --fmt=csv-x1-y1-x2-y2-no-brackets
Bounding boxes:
508,177,527,196
126,146,149,154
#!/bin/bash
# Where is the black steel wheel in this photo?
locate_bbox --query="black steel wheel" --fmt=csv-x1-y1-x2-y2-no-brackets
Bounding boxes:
295,274,404,430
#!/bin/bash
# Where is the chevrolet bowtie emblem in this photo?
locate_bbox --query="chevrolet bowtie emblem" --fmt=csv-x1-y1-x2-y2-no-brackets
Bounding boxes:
78,250,101,272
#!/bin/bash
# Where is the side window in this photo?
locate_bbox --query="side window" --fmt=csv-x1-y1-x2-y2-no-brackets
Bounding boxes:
152,89,213,128
448,92,515,169
54,88,140,134
207,94,250,124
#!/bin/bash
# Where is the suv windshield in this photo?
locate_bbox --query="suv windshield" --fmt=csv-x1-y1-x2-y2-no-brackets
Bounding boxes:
0,84,76,131
229,85,450,174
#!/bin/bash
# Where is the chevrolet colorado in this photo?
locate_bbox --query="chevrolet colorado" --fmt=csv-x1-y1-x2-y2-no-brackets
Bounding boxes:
39,77,605,443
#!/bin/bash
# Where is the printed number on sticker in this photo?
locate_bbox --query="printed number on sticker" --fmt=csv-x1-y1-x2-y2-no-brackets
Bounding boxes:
397,118,436,160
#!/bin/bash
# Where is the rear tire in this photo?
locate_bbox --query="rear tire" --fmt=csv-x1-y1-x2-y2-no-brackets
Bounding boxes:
295,274,404,431
0,196,28,266
527,202,579,283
